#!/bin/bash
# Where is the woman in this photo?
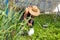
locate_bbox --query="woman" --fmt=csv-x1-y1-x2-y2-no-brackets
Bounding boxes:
20,5,40,36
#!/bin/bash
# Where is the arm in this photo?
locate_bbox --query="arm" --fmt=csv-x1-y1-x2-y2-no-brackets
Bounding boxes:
24,8,28,20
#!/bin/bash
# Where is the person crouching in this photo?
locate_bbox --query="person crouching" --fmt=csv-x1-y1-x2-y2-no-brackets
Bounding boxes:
20,5,40,36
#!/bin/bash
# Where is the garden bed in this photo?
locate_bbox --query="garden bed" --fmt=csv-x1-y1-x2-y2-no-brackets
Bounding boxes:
0,9,60,40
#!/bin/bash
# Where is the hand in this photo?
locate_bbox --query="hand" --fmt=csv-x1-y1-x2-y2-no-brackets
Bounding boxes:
24,18,26,20
28,23,32,26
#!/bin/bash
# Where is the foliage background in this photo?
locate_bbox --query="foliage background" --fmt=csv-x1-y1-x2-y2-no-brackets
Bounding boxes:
0,0,60,40
0,10,60,40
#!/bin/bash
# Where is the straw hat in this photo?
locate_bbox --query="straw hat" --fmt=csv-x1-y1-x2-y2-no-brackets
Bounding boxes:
28,6,40,16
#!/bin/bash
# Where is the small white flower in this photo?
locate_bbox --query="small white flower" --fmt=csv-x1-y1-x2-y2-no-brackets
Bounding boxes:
28,28,34,36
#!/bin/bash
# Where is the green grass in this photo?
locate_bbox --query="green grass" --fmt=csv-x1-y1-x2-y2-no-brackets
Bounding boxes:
19,14,60,40
33,14,60,40
0,7,60,40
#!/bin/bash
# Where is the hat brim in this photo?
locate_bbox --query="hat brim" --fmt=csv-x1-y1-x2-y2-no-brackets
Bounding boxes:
28,8,40,16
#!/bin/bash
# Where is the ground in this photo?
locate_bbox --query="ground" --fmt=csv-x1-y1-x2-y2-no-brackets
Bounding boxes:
19,14,60,40
0,11,60,40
